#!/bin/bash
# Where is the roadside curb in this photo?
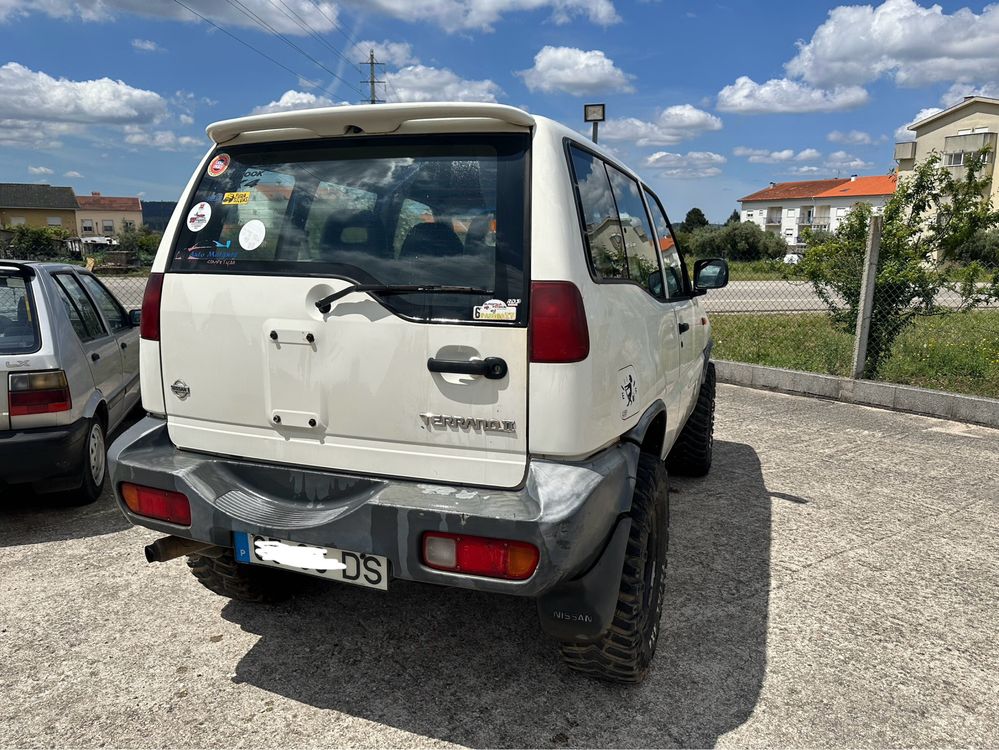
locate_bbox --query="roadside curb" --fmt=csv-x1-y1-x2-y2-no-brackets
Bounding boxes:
715,360,999,429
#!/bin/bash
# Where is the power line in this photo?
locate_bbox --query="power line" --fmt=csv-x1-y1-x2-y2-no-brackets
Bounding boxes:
170,0,348,101
265,0,359,72
222,0,362,95
303,0,356,46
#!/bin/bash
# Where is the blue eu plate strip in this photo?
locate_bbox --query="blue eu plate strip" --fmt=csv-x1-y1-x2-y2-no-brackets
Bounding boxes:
233,531,252,563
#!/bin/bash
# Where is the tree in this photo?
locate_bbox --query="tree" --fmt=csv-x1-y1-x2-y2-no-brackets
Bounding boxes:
686,221,786,261
725,209,741,225
799,149,999,377
116,226,162,266
4,225,69,260
680,207,709,233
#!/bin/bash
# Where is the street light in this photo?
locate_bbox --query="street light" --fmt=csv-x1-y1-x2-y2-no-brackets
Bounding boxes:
584,103,605,144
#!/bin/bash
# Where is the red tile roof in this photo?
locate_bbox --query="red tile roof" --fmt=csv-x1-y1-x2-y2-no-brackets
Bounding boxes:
76,193,142,212
814,175,897,198
739,179,849,202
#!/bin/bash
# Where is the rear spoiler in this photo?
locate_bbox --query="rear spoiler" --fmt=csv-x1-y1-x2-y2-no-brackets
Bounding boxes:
207,102,535,144
0,261,36,279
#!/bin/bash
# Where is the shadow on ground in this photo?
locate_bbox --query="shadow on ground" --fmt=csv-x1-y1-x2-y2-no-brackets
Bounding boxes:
221,440,788,747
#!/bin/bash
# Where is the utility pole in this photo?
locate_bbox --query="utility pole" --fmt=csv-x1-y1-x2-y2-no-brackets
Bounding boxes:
360,49,385,104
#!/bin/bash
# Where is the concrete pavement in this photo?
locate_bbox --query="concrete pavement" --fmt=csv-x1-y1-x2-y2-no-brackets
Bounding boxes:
1,385,997,747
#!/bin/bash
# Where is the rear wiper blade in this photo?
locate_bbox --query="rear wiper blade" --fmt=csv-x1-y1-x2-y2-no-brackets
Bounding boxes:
316,284,492,313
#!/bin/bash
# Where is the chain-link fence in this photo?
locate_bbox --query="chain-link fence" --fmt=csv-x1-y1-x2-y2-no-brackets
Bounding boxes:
95,268,150,310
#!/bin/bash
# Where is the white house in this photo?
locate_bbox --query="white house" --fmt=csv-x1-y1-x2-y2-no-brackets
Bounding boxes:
739,175,897,247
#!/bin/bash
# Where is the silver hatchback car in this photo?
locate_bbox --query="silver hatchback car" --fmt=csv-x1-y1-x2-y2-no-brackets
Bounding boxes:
1,261,141,503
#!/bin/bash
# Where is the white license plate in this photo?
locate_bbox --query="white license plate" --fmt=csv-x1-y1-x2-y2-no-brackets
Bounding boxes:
233,532,388,590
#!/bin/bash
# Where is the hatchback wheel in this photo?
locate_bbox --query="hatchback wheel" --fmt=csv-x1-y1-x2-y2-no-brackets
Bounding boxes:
70,417,107,505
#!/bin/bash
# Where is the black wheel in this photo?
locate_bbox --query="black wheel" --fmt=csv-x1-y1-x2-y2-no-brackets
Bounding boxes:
187,550,292,603
667,361,716,477
559,452,669,684
61,417,107,506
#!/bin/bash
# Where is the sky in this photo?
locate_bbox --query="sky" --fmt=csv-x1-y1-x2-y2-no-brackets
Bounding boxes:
1,0,997,222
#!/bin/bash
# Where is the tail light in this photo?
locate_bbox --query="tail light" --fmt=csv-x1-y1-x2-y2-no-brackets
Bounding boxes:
140,272,164,341
529,281,589,363
8,370,72,416
422,532,539,580
120,482,191,526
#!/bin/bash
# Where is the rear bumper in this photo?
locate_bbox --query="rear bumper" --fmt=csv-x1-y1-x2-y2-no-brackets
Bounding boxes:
0,417,88,486
108,416,639,598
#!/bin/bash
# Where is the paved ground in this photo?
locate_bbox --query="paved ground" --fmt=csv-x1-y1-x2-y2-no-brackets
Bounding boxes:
2,385,998,748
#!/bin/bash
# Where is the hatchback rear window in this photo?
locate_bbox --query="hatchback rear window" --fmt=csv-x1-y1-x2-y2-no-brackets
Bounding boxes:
0,274,40,354
170,134,530,324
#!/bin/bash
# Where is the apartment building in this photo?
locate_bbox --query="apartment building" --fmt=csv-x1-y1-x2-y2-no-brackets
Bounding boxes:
76,192,143,236
895,95,999,203
739,175,897,247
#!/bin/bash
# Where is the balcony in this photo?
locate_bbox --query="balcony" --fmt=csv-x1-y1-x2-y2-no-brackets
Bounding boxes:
765,212,782,225
894,141,916,161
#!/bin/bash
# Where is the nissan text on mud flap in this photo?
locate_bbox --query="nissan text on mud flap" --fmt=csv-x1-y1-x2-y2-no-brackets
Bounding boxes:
109,102,729,684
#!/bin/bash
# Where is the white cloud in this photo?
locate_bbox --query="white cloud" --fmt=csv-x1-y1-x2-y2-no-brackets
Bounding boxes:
644,150,725,178
131,38,162,52
895,106,943,141
940,81,999,108
349,40,418,67
0,118,79,148
787,166,822,175
251,90,348,114
123,125,203,150
1,0,342,35
600,105,722,147
27,165,53,175
828,129,873,145
717,76,869,114
0,62,166,124
64,170,84,178
518,46,633,96
0,0,617,33
733,146,820,164
179,113,194,125
786,0,999,88
826,150,873,172
387,65,501,103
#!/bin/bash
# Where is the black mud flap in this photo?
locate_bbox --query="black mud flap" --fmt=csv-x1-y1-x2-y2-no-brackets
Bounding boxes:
536,517,631,642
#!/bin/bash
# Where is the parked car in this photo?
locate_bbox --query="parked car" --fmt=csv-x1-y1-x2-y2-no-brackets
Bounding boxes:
0,261,141,503
108,102,728,683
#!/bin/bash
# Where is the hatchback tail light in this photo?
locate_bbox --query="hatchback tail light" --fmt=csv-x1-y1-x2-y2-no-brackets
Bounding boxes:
529,281,589,363
422,532,539,580
120,483,192,526
140,272,164,341
8,370,72,416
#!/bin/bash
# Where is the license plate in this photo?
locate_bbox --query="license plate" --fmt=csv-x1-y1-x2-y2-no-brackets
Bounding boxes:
233,532,388,590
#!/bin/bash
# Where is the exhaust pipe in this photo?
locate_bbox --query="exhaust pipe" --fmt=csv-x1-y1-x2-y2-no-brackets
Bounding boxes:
144,535,216,563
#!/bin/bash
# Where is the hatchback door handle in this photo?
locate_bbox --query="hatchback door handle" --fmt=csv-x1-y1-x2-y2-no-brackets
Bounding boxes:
678,322,690,334
427,356,508,380
120,342,128,349
91,352,100,362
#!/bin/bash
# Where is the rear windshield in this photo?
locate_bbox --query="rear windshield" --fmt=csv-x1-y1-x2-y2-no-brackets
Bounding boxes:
0,274,40,354
170,134,530,324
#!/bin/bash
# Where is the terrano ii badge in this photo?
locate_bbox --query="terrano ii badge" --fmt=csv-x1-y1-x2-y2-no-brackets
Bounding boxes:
419,413,515,432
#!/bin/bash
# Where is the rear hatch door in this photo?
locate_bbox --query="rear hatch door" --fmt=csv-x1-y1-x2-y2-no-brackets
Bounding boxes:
0,267,43,431
159,134,530,488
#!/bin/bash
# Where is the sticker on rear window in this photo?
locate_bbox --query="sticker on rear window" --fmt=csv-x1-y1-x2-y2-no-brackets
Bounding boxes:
207,153,230,177
239,219,266,250
222,191,250,205
186,201,212,232
473,299,517,321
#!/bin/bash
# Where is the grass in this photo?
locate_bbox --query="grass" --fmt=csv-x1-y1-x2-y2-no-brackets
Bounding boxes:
711,310,999,399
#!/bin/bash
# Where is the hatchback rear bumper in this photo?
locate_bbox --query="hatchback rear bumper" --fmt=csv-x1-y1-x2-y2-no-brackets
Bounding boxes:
0,417,88,487
108,416,639,598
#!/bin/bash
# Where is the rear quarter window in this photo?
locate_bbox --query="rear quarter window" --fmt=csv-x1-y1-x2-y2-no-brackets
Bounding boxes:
0,275,41,354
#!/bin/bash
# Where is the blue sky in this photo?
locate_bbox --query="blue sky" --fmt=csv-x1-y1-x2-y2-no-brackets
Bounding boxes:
1,0,995,222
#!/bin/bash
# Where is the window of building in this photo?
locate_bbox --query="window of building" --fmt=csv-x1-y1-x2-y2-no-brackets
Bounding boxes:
786,208,796,217
102,219,114,234
957,128,972,136
836,207,848,217
784,228,793,237
974,127,989,134
123,220,136,232
10,217,26,226
47,217,62,227
81,219,94,233
746,211,753,218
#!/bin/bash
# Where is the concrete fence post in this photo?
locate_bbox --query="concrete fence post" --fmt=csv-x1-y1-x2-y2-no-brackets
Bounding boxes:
851,215,882,379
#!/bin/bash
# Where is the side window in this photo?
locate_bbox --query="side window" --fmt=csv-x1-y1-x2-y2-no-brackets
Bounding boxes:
568,146,628,280
79,274,130,332
53,274,106,342
605,166,662,296
643,188,686,298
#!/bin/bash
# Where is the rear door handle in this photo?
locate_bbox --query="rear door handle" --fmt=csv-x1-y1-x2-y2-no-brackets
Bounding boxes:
91,352,101,362
120,342,128,349
427,356,508,380
678,322,690,334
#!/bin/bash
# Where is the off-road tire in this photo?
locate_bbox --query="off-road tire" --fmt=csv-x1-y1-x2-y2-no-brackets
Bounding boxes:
558,452,669,684
667,361,716,477
187,550,292,603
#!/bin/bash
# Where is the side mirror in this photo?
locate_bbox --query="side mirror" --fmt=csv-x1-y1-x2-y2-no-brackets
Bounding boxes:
129,309,141,326
647,269,664,299
693,258,729,293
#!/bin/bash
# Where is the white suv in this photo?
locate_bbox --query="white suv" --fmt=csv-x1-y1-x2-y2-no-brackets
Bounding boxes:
109,103,728,683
